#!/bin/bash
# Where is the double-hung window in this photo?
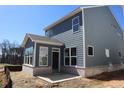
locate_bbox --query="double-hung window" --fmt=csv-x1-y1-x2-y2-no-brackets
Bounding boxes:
71,47,76,65
72,16,79,32
24,47,33,65
65,48,70,65
64,47,77,66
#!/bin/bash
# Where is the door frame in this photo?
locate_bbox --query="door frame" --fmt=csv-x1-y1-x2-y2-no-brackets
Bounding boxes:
52,48,60,72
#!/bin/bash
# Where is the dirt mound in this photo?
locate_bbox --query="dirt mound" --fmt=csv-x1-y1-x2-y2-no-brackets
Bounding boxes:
88,69,124,81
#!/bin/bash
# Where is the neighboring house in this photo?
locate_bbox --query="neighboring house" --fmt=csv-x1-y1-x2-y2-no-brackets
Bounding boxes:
21,6,124,77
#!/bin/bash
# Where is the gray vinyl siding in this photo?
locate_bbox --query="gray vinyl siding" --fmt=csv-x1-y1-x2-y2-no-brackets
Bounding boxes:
84,6,124,67
35,43,63,67
45,11,82,37
52,26,84,66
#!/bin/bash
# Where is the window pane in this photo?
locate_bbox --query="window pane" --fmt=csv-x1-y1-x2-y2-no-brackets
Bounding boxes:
73,24,79,32
88,47,93,55
65,48,69,56
29,47,33,55
71,57,76,65
30,56,32,65
65,57,70,65
73,17,79,25
118,52,121,57
27,57,30,64
45,31,49,36
25,49,28,56
39,47,48,66
71,47,76,56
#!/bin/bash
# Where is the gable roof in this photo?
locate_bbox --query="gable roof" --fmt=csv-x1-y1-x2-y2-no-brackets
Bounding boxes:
43,5,103,31
21,33,64,47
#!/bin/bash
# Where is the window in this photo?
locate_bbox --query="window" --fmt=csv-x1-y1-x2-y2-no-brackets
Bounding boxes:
118,52,121,57
71,47,76,65
88,46,94,56
24,47,33,65
45,30,53,37
105,49,110,58
39,47,48,66
45,31,49,37
65,48,70,65
72,16,79,32
64,47,77,66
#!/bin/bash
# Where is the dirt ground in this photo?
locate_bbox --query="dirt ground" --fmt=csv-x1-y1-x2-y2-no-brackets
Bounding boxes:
10,70,124,88
10,72,50,88
0,71,5,87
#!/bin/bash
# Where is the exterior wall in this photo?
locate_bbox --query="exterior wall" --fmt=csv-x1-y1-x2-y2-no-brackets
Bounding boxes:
33,66,52,76
84,6,124,67
48,11,84,75
46,11,82,37
35,43,63,67
33,43,63,75
61,66,85,76
23,65,33,75
23,38,63,75
52,26,84,67
52,26,84,74
23,65,52,76
85,63,124,77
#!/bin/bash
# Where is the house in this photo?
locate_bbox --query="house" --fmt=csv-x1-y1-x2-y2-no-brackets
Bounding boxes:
21,5,124,77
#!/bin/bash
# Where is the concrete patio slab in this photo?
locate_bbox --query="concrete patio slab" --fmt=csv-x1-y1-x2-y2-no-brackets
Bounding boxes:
37,73,82,84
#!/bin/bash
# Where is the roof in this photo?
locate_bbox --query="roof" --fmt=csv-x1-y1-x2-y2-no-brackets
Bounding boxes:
21,33,64,47
43,5,103,31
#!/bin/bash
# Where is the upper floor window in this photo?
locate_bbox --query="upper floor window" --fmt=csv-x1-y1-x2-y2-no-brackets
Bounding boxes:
45,30,53,37
45,31,49,37
72,16,79,32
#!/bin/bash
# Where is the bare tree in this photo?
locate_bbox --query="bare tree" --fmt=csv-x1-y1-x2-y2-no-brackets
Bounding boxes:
0,39,23,64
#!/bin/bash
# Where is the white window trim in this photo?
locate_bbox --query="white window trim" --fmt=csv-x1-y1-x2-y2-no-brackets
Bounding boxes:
87,45,94,57
39,46,48,66
24,55,32,64
64,47,77,67
24,47,33,66
72,16,79,33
